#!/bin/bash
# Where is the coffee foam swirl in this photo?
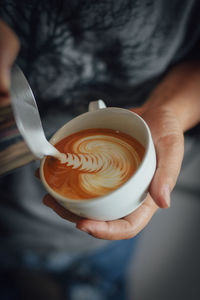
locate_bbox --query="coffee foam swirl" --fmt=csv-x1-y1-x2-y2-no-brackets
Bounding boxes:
44,129,145,199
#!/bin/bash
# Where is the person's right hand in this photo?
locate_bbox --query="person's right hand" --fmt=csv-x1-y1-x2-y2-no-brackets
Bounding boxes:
43,104,183,240
42,61,200,240
0,19,20,107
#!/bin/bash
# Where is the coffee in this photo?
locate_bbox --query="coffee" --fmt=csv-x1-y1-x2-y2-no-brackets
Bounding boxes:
43,128,145,199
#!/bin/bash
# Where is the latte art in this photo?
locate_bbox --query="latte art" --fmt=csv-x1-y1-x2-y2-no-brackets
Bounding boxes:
44,128,145,199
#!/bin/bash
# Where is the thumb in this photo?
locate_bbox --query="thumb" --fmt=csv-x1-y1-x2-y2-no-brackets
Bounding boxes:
149,131,184,208
130,106,184,208
0,20,20,96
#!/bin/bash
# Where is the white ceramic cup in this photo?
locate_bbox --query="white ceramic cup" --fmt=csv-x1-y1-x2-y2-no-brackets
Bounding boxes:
40,100,156,221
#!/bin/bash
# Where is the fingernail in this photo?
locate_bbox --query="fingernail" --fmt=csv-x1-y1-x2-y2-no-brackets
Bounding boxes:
162,184,171,208
79,227,90,233
77,225,93,235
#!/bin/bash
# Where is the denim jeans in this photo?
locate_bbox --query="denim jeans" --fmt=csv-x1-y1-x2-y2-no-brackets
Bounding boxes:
0,237,138,300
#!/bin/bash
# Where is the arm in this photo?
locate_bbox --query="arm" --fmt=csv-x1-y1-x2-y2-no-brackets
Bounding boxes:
145,62,200,132
44,61,200,239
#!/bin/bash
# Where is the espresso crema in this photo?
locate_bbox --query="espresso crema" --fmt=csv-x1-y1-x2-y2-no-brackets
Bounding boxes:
43,128,145,199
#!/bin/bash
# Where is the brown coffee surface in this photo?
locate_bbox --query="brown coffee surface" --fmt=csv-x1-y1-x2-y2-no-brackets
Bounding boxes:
43,128,145,199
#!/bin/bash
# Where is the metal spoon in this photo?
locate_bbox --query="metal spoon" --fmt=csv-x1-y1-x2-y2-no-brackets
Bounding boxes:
10,65,67,163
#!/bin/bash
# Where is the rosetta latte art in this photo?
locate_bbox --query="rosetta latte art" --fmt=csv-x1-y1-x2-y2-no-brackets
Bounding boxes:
44,128,145,199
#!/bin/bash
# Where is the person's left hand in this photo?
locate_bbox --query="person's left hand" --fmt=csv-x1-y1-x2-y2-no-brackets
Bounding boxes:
42,104,184,240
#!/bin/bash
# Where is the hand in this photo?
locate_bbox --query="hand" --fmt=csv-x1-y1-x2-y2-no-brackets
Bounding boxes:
43,105,184,240
0,20,19,106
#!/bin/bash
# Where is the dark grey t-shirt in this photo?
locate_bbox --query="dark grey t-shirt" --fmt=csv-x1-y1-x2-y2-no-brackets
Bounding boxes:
0,0,200,256
1,0,200,108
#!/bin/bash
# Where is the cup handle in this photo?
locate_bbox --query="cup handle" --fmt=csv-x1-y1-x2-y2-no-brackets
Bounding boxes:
88,99,106,112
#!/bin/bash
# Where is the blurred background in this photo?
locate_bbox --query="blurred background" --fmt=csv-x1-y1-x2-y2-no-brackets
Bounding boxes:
1,2,200,299
128,136,200,300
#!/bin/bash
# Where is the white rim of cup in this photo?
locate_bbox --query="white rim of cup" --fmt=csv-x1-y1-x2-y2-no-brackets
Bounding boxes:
40,108,152,204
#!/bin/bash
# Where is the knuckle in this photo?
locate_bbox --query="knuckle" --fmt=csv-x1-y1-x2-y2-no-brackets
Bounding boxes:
158,132,184,149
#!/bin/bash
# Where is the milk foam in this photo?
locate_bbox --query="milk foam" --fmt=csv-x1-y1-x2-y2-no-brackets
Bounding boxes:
44,129,144,199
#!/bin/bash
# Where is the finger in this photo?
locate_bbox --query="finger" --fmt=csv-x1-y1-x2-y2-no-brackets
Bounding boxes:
34,168,40,179
129,107,145,116
76,195,158,240
148,111,184,208
0,20,20,96
150,133,184,208
43,194,83,223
